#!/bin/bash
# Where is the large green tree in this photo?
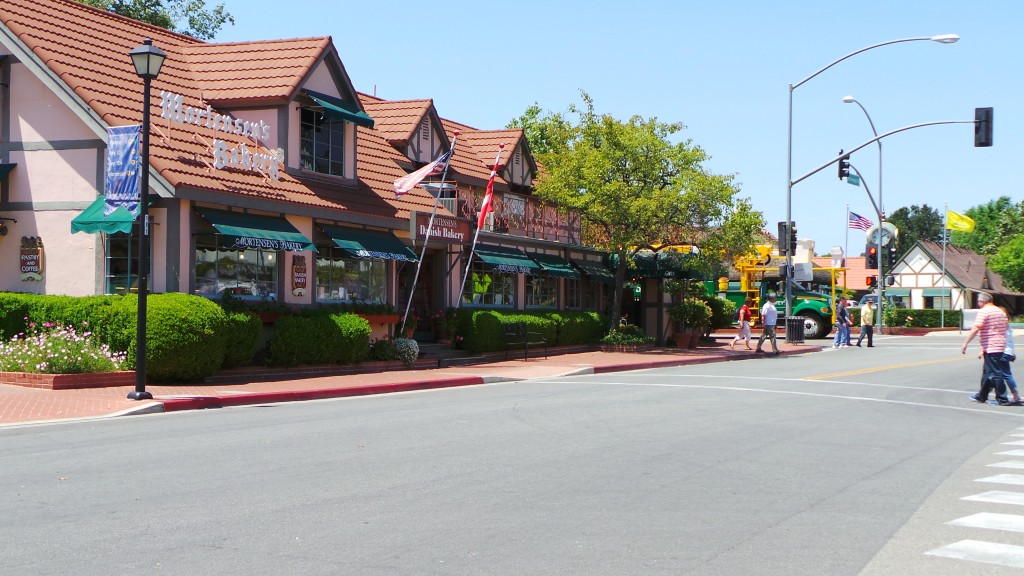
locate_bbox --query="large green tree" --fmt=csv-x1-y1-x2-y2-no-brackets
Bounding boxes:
951,196,1024,255
78,0,234,40
886,204,943,257
512,92,764,331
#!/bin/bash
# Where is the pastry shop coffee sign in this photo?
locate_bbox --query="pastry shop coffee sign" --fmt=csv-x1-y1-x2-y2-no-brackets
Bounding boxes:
20,236,43,281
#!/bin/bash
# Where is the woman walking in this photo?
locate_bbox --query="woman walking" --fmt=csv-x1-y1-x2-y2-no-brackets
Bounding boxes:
730,298,754,350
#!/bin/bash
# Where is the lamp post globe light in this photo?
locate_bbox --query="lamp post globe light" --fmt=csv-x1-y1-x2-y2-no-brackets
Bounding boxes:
784,34,958,319
127,38,166,401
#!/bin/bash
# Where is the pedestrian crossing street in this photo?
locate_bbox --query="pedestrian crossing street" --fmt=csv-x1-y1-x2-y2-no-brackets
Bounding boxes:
926,435,1024,569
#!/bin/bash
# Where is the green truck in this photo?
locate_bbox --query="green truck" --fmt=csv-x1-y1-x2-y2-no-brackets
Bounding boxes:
705,280,835,339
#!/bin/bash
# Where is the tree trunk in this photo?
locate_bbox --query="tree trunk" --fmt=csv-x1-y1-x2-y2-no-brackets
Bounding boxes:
608,249,629,331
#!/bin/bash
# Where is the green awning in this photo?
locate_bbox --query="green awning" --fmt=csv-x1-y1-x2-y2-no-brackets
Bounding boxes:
573,259,616,284
197,208,315,252
530,252,579,279
319,224,417,261
71,196,136,234
885,288,911,296
303,89,375,128
922,288,950,296
475,244,541,275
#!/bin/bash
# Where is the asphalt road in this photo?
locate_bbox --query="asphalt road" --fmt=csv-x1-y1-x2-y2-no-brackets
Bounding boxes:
3,333,1023,575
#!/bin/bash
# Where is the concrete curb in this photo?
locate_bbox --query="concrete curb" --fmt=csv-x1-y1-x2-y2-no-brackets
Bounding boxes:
154,376,486,413
116,346,823,417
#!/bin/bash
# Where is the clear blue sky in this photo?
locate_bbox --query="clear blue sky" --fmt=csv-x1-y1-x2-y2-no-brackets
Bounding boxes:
214,0,1020,256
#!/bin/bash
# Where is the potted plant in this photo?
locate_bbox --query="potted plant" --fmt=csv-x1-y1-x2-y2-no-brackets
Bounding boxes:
668,298,712,348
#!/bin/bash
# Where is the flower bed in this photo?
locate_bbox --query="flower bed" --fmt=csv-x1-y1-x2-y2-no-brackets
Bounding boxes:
0,370,135,390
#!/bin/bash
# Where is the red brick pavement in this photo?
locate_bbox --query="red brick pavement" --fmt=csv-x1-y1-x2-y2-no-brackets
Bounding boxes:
0,341,821,426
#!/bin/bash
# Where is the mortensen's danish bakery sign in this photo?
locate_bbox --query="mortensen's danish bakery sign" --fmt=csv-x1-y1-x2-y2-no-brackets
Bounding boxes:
159,91,280,180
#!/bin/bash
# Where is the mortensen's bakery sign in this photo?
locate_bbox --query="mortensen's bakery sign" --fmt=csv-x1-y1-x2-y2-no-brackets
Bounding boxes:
159,91,280,180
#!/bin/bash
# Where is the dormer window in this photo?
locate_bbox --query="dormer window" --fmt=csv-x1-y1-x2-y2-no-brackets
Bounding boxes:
300,108,345,177
298,89,375,179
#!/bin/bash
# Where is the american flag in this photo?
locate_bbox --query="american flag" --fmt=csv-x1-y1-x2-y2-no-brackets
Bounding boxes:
394,150,453,196
848,211,873,231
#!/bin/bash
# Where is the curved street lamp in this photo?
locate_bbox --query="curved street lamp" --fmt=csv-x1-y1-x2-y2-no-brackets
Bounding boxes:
784,34,959,319
842,95,886,333
127,38,166,401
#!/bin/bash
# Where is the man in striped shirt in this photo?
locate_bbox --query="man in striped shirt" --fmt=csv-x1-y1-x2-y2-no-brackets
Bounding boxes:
963,292,1011,405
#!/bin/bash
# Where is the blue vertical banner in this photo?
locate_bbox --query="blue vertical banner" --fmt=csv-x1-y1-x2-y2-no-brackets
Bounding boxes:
104,124,142,217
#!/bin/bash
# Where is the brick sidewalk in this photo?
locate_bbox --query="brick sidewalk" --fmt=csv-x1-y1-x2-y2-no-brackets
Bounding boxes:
0,341,821,426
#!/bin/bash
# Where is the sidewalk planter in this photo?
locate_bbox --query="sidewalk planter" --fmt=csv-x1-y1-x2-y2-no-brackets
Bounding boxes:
358,314,401,340
599,343,657,353
0,370,135,390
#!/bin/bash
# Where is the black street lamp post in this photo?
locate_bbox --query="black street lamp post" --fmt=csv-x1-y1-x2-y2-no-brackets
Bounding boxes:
127,38,166,400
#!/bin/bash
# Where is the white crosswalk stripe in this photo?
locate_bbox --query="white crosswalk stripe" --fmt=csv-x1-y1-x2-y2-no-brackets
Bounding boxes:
977,474,1024,486
947,512,1024,532
963,490,1024,506
926,540,1024,568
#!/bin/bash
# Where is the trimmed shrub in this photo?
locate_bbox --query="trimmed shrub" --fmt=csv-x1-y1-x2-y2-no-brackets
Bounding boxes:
883,307,962,328
220,312,263,369
0,292,32,339
143,293,228,382
330,313,371,364
268,313,370,366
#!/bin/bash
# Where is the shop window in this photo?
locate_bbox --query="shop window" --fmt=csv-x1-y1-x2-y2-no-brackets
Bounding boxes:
104,224,144,295
299,108,346,177
926,296,951,310
194,235,278,299
462,263,515,307
526,275,558,308
566,278,601,310
315,248,386,302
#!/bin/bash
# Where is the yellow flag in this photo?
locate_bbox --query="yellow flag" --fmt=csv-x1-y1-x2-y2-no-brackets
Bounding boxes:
946,209,976,232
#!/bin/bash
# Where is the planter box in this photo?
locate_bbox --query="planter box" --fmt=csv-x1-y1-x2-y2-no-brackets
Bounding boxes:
599,343,657,353
0,370,135,390
358,314,401,326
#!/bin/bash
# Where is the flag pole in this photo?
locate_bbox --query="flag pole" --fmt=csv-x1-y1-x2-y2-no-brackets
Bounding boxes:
844,204,849,289
400,133,459,332
942,201,948,328
457,145,504,307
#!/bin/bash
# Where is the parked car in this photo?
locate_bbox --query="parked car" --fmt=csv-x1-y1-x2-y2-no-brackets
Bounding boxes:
857,294,906,309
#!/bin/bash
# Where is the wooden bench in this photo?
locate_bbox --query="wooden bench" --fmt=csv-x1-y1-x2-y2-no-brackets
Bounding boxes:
504,321,548,361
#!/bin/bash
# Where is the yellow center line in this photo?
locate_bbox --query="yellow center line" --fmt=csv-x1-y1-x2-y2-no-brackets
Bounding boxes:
804,355,972,381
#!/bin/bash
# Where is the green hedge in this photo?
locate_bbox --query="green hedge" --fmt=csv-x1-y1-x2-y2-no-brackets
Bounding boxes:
267,313,370,367
883,308,962,328
220,312,263,369
457,309,606,353
0,292,231,382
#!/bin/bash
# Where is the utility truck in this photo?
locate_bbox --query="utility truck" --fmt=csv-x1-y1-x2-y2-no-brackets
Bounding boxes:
706,245,842,339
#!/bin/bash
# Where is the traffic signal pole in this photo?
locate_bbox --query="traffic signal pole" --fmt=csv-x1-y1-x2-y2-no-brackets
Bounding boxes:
848,164,885,334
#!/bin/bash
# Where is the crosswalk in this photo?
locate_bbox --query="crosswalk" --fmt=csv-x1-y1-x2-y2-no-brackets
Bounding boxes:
926,431,1024,569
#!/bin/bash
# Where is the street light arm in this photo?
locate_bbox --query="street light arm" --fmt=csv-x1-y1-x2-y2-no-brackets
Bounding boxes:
848,164,882,219
791,119,972,186
792,37,942,90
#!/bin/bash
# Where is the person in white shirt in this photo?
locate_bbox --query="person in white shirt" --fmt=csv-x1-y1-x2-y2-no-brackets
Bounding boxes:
754,293,781,356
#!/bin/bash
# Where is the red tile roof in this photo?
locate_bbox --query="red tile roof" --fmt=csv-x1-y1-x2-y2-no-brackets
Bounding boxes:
0,0,442,222
359,96,436,146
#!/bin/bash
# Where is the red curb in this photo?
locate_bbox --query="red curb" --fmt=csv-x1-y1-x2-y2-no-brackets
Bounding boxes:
157,376,486,412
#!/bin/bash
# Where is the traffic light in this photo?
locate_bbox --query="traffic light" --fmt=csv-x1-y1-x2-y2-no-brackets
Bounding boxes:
866,243,879,269
887,246,898,268
789,222,798,254
777,221,788,255
975,107,993,147
838,150,851,180
866,275,878,289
